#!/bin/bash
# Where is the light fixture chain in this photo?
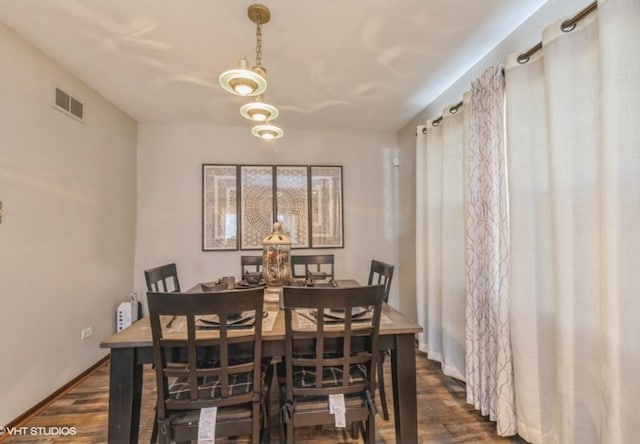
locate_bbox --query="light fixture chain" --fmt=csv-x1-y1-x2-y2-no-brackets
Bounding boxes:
255,15,263,67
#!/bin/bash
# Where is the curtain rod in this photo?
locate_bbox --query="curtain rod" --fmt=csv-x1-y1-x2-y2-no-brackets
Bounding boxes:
517,1,597,64
420,98,465,134
421,101,460,133
423,65,505,133
423,66,506,133
420,2,598,135
430,100,463,128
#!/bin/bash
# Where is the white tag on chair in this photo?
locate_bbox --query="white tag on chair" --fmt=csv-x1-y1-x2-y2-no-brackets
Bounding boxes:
197,406,217,444
329,394,346,428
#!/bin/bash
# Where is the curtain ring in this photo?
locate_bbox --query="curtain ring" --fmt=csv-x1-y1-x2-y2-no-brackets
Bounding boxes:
449,101,463,115
561,2,597,33
421,127,427,134
517,54,530,64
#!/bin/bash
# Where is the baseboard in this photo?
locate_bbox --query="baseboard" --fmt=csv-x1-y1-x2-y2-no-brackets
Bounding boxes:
0,355,110,442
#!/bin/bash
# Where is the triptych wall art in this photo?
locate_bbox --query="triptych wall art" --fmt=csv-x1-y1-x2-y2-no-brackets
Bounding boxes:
202,164,343,251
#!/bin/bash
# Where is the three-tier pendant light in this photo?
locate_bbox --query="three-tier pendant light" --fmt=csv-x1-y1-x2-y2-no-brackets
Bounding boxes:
219,4,283,139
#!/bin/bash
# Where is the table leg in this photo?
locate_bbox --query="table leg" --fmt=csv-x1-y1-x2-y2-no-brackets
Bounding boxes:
391,334,418,443
108,348,143,444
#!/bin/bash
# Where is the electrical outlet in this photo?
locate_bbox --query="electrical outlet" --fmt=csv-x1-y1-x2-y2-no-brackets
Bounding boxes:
81,327,93,340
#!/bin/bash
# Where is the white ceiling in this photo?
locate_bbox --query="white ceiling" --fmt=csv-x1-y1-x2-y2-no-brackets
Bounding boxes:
0,0,547,132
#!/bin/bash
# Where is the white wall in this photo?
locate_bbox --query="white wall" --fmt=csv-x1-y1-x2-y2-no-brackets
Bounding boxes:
0,23,137,424
134,124,399,311
395,0,593,320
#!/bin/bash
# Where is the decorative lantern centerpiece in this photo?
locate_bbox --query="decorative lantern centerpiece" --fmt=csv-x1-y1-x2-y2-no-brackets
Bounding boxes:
262,221,291,301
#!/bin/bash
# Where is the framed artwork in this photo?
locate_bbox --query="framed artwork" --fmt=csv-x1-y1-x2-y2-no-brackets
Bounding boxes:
275,166,309,248
240,165,274,250
203,164,344,251
310,166,344,248
202,164,238,250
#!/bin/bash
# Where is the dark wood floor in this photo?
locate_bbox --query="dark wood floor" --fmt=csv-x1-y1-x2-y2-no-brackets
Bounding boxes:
3,351,527,443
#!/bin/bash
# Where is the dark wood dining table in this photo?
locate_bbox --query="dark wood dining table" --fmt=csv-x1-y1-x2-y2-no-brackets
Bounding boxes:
100,280,422,443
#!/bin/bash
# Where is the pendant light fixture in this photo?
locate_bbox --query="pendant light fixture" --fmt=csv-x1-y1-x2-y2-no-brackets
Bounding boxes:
240,96,279,122
251,124,284,140
221,4,284,140
219,4,271,96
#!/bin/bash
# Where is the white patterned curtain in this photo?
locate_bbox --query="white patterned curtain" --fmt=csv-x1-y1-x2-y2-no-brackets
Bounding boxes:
415,104,467,381
465,63,516,436
506,1,640,442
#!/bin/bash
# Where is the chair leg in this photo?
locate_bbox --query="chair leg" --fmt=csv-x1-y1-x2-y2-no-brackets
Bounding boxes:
351,422,360,439
261,410,271,444
286,420,294,444
261,428,271,444
365,413,376,444
378,354,390,420
279,422,286,444
150,415,158,443
251,401,260,444
277,380,286,444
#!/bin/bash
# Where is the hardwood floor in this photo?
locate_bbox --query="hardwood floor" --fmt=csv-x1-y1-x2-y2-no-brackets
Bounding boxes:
2,351,527,443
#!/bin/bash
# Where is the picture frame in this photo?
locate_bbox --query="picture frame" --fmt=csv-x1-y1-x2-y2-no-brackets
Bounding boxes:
240,165,274,250
275,165,310,248
310,166,344,248
203,163,344,251
202,164,239,250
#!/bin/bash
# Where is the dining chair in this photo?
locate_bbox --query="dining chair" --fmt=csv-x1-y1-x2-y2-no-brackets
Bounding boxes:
367,259,395,421
241,255,264,276
367,260,394,303
144,263,181,292
290,254,335,279
147,288,272,444
279,285,385,444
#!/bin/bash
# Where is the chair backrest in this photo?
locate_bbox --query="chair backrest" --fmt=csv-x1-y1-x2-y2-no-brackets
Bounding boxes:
281,285,384,401
367,259,394,303
240,255,263,276
144,263,181,292
290,254,335,279
147,288,264,423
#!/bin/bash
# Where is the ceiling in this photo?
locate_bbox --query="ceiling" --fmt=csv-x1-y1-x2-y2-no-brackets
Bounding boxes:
0,0,547,132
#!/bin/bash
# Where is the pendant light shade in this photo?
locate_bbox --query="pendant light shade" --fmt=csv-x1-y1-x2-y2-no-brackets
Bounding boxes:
240,97,279,121
219,55,267,96
251,124,284,140
219,5,270,97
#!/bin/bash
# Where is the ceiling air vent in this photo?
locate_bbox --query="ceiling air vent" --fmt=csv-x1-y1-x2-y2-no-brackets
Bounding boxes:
53,86,84,122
